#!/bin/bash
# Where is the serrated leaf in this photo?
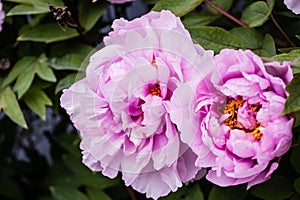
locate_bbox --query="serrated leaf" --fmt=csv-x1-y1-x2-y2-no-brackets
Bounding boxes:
152,0,204,17
18,24,79,43
50,186,88,200
208,185,246,200
254,34,276,57
79,1,106,32
0,87,27,128
35,63,57,82
241,0,275,27
283,75,300,114
250,175,294,200
183,13,218,27
45,54,85,71
55,73,85,94
230,27,263,49
7,0,63,16
23,88,52,120
188,26,242,53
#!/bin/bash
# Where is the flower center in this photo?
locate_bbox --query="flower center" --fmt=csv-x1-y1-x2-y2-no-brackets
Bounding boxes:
223,97,263,140
149,83,161,97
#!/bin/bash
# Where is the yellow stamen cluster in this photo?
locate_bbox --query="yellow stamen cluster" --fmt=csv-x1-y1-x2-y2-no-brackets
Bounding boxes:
223,98,263,140
150,83,161,97
224,98,245,129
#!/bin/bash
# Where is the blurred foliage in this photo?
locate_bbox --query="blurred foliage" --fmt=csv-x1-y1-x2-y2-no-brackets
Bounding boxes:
0,0,300,199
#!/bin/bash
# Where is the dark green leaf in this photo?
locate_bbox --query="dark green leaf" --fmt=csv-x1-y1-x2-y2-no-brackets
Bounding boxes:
208,185,246,200
183,13,218,27
185,184,204,200
0,87,27,128
53,134,81,157
87,188,112,200
206,0,233,14
7,0,63,16
241,0,275,27
230,27,263,49
250,175,294,200
254,34,276,57
79,1,106,32
291,136,300,174
152,0,204,17
294,178,300,194
50,186,88,200
45,54,85,71
160,187,187,200
23,88,52,120
188,26,242,53
18,24,79,43
283,74,300,114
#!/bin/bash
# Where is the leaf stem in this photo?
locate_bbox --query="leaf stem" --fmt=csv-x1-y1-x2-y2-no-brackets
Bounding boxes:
270,13,296,47
204,0,249,28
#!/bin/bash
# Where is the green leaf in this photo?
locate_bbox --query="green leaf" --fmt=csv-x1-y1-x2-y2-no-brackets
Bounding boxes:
7,0,63,16
45,54,85,71
230,27,263,49
206,0,233,14
291,136,300,174
0,87,27,128
55,73,85,94
293,111,300,128
294,178,300,194
2,56,57,98
254,34,276,57
35,62,57,82
250,175,294,200
273,49,300,72
1,57,36,88
152,0,204,17
283,74,300,114
188,26,242,53
18,24,79,43
185,184,205,200
50,186,88,200
79,1,106,32
208,185,246,200
241,0,275,27
13,67,35,99
87,188,111,200
183,13,218,27
23,88,52,120
53,134,81,157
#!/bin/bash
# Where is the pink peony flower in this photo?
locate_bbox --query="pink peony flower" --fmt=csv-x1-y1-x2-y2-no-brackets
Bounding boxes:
170,49,294,188
0,0,5,32
284,0,300,14
60,10,214,199
107,0,134,4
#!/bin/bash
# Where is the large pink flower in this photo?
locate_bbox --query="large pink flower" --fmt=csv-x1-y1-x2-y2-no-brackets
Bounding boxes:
60,10,214,199
284,0,300,14
0,0,5,32
170,49,294,188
